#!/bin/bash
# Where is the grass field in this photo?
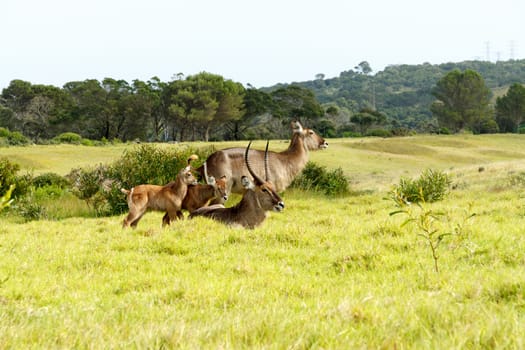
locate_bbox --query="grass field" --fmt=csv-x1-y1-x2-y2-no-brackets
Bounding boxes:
1,134,525,349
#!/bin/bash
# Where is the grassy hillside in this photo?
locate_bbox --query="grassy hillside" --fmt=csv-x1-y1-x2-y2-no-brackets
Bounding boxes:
1,134,525,348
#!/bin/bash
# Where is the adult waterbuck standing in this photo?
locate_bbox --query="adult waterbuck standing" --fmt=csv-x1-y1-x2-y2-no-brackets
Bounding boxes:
199,121,327,203
189,141,284,229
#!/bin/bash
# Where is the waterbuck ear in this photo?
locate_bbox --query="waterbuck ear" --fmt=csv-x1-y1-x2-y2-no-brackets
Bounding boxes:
207,176,216,185
241,176,255,190
291,120,303,133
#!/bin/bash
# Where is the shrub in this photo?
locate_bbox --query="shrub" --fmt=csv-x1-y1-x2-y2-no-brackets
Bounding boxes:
80,138,95,146
342,131,361,138
389,169,451,204
53,132,83,144
291,161,349,196
0,127,10,137
391,127,415,136
13,191,47,221
478,119,499,134
7,131,30,145
365,129,392,137
33,172,70,189
0,158,19,194
0,158,33,198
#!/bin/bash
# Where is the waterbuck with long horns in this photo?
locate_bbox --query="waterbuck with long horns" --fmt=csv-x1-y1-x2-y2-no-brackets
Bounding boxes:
189,141,284,229
198,120,327,203
121,155,198,228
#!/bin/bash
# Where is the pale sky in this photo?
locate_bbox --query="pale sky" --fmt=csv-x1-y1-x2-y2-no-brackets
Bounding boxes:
1,0,523,89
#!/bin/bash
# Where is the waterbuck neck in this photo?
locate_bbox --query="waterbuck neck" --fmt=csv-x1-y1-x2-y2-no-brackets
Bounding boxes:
284,131,308,156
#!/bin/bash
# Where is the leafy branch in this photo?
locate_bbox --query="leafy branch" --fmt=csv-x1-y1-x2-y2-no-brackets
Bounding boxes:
389,188,475,273
1,184,15,211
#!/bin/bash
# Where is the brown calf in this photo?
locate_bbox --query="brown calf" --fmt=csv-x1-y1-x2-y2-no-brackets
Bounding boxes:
163,163,228,222
121,155,198,228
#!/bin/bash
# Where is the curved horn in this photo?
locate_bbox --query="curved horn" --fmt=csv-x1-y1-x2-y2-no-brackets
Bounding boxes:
244,141,264,185
203,161,210,185
264,140,270,181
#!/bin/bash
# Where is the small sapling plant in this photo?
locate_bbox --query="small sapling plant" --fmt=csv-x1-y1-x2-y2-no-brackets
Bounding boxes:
387,170,475,273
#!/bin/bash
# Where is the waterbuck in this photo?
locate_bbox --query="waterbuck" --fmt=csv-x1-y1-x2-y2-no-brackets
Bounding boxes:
198,120,327,203
162,162,228,222
121,155,198,228
189,141,284,229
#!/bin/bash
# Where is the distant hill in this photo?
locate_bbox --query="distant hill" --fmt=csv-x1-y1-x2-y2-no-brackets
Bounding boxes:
267,59,525,131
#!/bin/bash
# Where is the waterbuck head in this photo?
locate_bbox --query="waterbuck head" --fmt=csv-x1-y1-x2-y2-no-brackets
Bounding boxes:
244,141,285,212
291,120,328,150
203,161,228,202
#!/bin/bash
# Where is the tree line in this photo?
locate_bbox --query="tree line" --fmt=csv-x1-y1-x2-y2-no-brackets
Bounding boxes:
299,59,525,134
0,73,324,143
1,60,525,144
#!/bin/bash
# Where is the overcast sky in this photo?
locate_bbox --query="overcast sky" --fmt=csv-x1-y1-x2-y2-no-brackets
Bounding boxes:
1,0,524,89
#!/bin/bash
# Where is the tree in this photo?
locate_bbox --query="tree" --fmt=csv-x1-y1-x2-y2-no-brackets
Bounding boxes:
1,80,72,140
166,72,245,142
430,69,492,133
270,85,324,136
0,105,15,130
495,83,525,133
350,108,386,135
355,61,373,75
63,79,106,139
218,86,271,140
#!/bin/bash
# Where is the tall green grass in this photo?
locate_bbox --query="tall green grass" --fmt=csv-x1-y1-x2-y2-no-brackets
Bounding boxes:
1,135,525,348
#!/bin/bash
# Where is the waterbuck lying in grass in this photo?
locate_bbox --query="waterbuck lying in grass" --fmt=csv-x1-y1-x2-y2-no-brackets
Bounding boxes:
121,155,198,228
198,121,327,203
189,141,285,229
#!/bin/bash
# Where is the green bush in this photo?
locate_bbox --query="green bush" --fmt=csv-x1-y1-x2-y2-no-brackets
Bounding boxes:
13,191,47,221
0,158,33,198
342,131,361,138
7,131,30,145
478,119,499,134
291,161,349,196
365,128,392,137
0,127,10,137
389,169,451,204
80,138,95,146
53,132,83,144
0,158,19,195
33,172,70,189
391,127,415,136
